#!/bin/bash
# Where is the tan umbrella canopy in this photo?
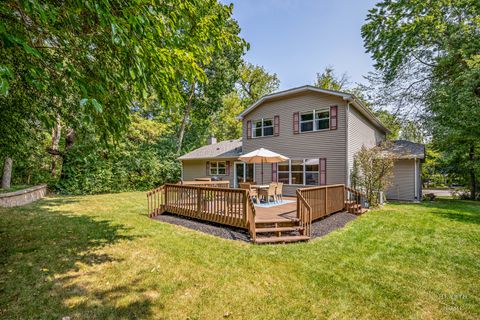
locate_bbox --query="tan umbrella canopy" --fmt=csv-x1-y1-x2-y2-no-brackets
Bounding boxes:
238,148,289,184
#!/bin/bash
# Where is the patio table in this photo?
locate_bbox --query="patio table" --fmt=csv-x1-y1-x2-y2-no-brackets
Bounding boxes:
251,184,269,190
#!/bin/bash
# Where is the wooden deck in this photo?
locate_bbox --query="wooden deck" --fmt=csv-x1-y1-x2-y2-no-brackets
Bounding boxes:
254,197,297,222
147,183,364,244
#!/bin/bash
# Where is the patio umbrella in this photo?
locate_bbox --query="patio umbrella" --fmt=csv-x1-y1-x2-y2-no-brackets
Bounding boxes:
238,148,289,184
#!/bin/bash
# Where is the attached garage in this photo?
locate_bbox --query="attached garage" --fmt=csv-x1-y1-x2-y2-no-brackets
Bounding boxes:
385,140,425,202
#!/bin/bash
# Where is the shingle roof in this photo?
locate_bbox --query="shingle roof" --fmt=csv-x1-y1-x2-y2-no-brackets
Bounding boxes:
178,139,243,160
384,140,425,159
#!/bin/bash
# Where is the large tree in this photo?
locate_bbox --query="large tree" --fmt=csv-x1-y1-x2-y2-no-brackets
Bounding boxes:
207,62,280,141
362,0,480,198
1,0,246,186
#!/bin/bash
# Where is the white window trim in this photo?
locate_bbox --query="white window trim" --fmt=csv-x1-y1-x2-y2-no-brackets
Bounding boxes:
210,161,227,176
252,118,274,138
233,162,256,188
278,159,320,186
300,108,330,133
290,159,305,186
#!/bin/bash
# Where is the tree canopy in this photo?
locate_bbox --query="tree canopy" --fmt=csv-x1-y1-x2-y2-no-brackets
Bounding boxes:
363,0,480,198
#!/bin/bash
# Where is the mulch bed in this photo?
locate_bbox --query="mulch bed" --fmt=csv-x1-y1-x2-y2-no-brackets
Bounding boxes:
153,211,358,243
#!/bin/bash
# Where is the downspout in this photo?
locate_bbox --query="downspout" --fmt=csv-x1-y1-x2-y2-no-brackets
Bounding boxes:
345,101,350,187
414,157,418,201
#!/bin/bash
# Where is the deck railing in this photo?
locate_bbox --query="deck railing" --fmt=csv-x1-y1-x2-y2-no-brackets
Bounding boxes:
147,185,166,217
148,183,256,238
345,186,367,208
179,180,230,188
296,190,312,237
296,184,345,221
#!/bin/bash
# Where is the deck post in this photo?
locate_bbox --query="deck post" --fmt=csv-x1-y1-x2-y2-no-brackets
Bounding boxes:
325,185,328,215
196,187,202,218
164,185,168,211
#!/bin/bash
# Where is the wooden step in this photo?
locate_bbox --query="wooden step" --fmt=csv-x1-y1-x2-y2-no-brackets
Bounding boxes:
255,235,310,244
255,226,303,233
255,217,299,224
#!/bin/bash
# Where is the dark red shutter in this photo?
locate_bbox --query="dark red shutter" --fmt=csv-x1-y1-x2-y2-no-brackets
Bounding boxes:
247,120,252,139
293,112,299,134
330,106,338,130
272,163,278,182
274,115,280,136
319,158,326,185
206,161,211,176
226,161,230,176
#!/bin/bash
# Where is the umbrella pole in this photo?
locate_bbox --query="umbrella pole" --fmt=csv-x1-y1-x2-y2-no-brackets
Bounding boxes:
261,159,264,185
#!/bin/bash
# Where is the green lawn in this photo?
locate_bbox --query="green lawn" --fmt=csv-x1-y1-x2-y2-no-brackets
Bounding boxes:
1,193,479,319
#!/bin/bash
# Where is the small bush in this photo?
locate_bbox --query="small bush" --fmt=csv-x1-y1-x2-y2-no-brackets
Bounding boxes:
422,193,436,201
451,189,480,200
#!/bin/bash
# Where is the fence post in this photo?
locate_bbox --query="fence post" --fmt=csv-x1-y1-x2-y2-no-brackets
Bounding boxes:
197,187,202,218
325,186,328,215
243,190,248,226
164,185,169,211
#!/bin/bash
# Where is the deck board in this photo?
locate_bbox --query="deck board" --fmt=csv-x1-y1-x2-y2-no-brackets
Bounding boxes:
254,197,297,222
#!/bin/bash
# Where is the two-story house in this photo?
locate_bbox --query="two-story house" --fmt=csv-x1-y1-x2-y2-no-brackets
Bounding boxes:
179,85,425,201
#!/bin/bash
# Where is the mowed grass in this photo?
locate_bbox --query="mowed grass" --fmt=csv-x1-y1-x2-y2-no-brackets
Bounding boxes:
0,193,479,319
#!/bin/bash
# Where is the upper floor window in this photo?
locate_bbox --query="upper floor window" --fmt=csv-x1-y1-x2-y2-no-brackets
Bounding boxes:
253,118,274,137
210,161,226,175
300,109,330,132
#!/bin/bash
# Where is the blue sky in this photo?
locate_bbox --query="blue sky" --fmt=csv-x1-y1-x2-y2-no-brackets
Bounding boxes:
222,0,378,90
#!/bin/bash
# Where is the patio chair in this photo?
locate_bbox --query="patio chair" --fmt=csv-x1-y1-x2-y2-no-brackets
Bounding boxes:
239,182,258,203
275,182,284,201
259,183,277,203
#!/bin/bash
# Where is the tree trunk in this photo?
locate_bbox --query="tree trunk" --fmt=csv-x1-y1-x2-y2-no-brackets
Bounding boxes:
177,83,196,154
1,157,13,189
469,144,476,200
50,115,62,177
59,128,75,180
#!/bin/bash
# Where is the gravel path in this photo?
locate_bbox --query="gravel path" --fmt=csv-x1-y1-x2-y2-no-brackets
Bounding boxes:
153,214,250,242
310,212,357,238
153,211,358,242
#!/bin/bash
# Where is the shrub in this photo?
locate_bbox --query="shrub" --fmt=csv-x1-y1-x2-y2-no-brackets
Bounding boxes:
422,193,436,201
451,189,480,201
351,143,395,207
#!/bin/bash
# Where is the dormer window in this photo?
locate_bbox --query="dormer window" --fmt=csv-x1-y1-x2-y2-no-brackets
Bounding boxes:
300,108,330,132
253,118,274,137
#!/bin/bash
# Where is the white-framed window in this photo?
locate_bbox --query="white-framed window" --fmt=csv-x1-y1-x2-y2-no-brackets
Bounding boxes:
253,118,274,137
276,159,320,185
210,161,226,175
278,161,290,184
300,109,330,132
305,159,319,185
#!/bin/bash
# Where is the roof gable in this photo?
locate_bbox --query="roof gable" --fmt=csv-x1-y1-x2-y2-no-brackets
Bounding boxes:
237,85,390,134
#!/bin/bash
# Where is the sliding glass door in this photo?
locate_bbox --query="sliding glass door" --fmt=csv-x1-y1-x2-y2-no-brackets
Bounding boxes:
234,162,255,188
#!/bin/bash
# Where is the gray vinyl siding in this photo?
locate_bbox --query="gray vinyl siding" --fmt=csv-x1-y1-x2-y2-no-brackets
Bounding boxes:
386,159,417,201
181,159,236,187
347,105,386,185
242,91,347,195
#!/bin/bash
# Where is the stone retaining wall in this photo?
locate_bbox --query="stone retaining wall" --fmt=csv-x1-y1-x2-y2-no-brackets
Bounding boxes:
0,184,47,207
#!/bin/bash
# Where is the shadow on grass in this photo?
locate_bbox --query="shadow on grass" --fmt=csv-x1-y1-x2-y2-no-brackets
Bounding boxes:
411,199,480,225
0,197,154,319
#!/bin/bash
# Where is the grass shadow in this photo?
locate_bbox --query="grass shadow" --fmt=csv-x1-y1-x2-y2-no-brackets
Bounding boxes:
0,196,154,319
407,199,480,225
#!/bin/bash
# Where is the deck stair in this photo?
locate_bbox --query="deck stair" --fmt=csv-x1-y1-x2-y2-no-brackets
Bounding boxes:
253,218,310,244
345,200,367,215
